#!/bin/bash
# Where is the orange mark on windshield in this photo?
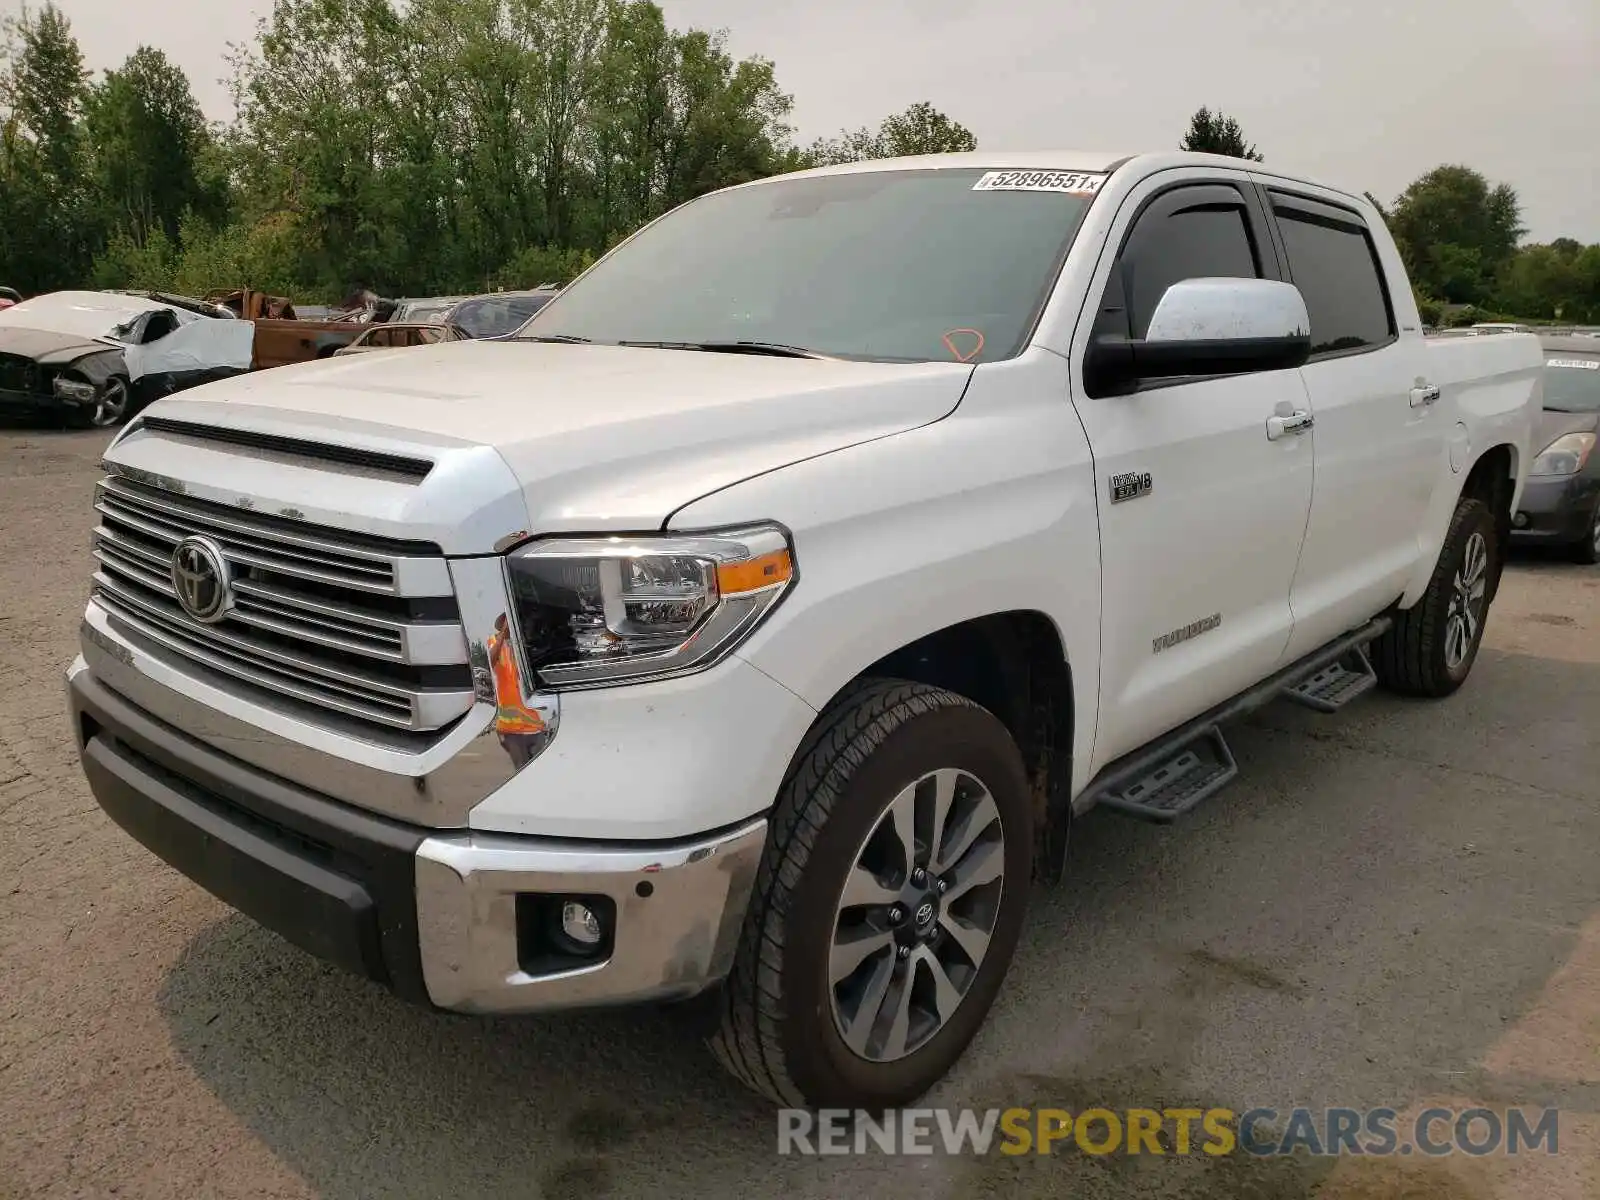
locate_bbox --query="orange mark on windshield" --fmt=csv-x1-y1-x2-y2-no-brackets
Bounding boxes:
941,328,985,363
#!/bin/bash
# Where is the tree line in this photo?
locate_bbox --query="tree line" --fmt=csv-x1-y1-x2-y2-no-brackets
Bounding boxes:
1,2,1594,325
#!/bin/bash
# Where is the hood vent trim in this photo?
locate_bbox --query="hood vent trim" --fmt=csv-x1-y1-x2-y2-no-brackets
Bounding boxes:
135,415,436,482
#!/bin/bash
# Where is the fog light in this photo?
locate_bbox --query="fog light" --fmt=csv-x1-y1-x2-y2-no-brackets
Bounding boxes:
1513,511,1529,529
516,893,615,972
560,901,603,948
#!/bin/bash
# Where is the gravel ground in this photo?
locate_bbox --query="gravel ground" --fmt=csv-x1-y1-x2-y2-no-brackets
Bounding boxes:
2,426,1597,1200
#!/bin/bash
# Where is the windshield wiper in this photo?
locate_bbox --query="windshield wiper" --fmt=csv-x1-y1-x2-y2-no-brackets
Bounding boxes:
521,333,592,344
617,339,824,359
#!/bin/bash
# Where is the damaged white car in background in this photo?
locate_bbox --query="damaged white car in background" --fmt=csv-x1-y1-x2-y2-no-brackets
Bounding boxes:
0,290,255,428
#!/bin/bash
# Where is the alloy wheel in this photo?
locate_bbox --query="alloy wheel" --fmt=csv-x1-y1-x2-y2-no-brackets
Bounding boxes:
89,379,129,428
1444,530,1489,670
827,767,1006,1063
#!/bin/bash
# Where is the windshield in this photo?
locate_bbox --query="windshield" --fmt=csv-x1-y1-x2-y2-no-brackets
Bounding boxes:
1542,355,1600,412
516,167,1101,363
454,293,554,338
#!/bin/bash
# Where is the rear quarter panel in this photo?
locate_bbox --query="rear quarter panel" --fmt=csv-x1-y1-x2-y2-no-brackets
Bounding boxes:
1399,333,1543,605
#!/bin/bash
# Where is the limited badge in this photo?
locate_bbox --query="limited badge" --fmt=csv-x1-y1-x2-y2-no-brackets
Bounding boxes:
972,170,1107,196
1110,470,1153,504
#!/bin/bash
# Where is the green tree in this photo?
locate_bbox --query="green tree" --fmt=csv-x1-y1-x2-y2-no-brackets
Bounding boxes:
0,2,94,291
876,101,976,157
1180,106,1262,161
1575,246,1600,324
1386,165,1524,305
214,0,794,298
225,0,411,294
1497,242,1600,323
87,46,225,249
805,100,975,166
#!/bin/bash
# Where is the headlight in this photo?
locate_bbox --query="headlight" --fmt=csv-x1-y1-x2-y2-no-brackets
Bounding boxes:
1530,431,1596,477
53,376,97,402
505,524,795,688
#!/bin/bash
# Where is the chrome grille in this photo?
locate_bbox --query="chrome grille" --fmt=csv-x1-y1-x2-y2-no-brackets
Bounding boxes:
90,476,474,733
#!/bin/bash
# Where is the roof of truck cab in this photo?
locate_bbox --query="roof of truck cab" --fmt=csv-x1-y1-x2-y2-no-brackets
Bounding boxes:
777,150,1137,178
1539,335,1600,355
748,150,1372,209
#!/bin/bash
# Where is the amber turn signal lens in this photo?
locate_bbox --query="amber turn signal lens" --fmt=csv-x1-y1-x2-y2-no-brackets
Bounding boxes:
716,548,794,596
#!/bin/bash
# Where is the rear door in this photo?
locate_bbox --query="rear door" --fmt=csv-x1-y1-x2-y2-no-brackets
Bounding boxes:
1074,172,1317,772
1257,185,1442,661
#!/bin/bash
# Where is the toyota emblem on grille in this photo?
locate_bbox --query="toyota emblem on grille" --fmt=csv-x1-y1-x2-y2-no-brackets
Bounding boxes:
170,536,231,623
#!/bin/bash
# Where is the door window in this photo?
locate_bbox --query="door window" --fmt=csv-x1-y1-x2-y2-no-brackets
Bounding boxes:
1094,185,1264,343
1270,196,1395,357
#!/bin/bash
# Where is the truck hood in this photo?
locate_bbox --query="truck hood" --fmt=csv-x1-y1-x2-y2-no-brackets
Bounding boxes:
129,340,973,544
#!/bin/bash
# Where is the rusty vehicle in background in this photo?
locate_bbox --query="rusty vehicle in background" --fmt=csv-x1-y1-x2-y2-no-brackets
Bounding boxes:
332,321,470,356
203,288,375,368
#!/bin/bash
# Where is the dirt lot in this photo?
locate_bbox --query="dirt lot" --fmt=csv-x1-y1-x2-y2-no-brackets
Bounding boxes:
2,427,1597,1200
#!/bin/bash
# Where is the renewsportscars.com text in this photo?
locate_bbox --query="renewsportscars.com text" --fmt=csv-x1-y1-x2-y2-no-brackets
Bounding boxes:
777,1106,1560,1157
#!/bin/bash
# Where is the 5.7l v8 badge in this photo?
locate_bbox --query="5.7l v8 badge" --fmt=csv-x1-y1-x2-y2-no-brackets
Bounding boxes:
1110,470,1153,504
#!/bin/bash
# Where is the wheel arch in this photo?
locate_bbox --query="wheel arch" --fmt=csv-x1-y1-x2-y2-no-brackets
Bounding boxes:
1459,443,1517,602
1401,441,1519,608
803,610,1076,884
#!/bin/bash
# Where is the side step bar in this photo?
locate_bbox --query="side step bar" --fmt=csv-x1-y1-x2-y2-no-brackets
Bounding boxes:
1097,725,1237,822
1084,617,1392,824
1282,644,1378,713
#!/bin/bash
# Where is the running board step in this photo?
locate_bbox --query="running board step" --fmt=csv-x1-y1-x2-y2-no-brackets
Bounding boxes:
1281,645,1377,713
1095,726,1238,824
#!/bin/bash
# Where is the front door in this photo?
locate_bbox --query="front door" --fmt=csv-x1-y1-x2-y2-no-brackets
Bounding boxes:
1072,176,1317,774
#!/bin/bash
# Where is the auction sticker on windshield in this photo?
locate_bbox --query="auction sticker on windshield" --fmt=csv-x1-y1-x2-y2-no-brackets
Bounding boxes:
972,170,1107,195
1546,359,1599,370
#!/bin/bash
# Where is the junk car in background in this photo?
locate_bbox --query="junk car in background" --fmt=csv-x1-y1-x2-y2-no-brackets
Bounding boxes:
0,290,252,427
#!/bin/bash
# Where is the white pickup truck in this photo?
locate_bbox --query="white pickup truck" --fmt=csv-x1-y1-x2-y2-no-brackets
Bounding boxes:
68,151,1543,1111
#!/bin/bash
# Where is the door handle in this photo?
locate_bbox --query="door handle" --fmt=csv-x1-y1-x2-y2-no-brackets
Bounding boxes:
1411,383,1441,408
1266,410,1314,441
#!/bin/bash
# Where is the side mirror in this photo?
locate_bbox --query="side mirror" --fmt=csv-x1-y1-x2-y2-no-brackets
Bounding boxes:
1086,278,1312,391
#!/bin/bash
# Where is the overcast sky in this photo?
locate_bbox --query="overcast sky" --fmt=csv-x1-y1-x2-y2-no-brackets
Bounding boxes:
14,0,1598,241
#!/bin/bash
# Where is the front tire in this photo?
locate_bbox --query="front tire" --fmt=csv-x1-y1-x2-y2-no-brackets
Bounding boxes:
1373,496,1499,698
710,679,1033,1109
1572,497,1600,566
71,376,131,430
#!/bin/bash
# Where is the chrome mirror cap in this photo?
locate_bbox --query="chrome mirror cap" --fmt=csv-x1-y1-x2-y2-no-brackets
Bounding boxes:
1145,278,1310,345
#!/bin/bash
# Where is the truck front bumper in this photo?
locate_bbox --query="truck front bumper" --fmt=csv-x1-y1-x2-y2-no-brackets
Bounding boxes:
68,658,766,1014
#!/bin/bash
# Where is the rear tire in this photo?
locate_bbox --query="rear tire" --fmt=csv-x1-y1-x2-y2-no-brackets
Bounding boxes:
1373,496,1498,698
709,679,1033,1109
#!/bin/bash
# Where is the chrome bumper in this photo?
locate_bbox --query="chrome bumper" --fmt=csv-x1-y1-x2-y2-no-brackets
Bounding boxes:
69,656,765,1014
415,819,766,1013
